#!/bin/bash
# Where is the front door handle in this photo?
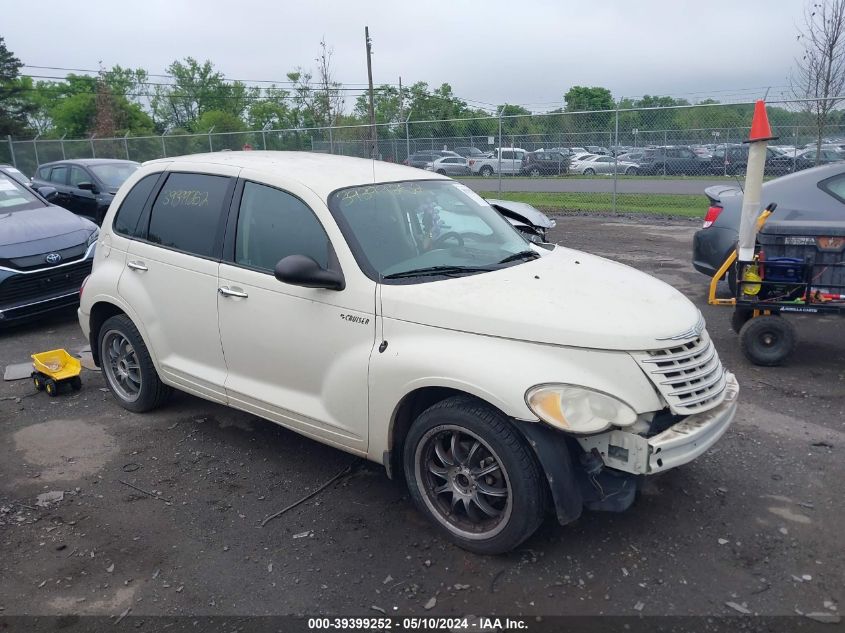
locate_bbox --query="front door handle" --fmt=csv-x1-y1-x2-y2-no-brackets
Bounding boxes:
127,260,148,272
218,286,248,299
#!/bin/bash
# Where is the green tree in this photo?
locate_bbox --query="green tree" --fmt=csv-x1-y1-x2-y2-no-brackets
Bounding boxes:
194,110,247,133
563,86,614,112
353,85,406,126
0,37,36,135
151,58,257,130
247,86,293,130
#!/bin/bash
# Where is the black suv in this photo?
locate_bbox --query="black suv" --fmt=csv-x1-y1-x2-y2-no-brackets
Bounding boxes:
710,145,792,176
31,159,139,224
521,150,569,176
638,146,710,175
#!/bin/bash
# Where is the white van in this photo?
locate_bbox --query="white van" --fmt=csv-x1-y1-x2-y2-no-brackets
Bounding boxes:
78,152,738,554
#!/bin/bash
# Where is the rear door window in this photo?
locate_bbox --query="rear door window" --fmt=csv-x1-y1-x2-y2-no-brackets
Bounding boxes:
147,172,233,258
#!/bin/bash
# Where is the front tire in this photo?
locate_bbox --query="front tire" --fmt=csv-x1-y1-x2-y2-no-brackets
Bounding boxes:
529,167,541,177
98,314,171,412
583,168,595,175
403,396,545,554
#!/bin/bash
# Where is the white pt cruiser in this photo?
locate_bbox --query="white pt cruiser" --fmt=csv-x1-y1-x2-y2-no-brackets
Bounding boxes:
79,152,738,554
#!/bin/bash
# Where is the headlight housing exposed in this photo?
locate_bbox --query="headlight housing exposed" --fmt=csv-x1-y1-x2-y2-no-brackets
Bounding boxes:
87,228,99,247
525,384,637,434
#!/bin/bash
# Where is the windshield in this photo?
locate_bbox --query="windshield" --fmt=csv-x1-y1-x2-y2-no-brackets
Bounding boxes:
0,173,43,211
329,180,531,281
89,162,139,189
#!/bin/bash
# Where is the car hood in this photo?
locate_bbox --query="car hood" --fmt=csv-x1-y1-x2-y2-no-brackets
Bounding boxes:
0,205,96,257
486,199,555,229
380,246,701,351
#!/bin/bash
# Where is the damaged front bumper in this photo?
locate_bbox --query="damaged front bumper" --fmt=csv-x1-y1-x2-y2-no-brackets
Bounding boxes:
577,372,739,475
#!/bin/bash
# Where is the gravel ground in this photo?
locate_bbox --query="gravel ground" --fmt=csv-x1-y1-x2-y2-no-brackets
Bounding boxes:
1,215,843,629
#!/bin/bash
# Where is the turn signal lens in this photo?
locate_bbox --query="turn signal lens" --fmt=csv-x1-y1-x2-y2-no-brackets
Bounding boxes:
525,385,637,434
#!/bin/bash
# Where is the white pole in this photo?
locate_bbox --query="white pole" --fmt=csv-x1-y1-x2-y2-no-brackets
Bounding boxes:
737,141,768,261
737,101,774,262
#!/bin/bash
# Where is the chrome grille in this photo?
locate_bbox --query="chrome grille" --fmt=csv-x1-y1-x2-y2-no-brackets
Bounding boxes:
630,330,727,415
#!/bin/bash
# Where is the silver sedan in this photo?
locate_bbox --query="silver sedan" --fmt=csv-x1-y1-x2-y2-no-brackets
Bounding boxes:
425,156,471,176
572,155,639,175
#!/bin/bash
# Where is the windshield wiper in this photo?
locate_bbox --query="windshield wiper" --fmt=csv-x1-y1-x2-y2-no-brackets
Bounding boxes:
382,265,494,280
497,250,540,264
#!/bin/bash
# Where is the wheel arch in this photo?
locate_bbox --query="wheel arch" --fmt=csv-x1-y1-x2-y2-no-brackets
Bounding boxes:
384,386,584,527
88,300,158,371
385,386,469,480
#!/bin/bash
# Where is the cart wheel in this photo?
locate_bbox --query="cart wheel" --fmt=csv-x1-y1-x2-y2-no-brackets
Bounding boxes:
70,376,82,391
32,373,45,391
730,308,753,333
739,315,796,366
44,378,59,397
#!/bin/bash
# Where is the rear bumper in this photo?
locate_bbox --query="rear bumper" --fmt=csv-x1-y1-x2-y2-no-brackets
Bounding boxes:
578,373,738,475
693,226,737,277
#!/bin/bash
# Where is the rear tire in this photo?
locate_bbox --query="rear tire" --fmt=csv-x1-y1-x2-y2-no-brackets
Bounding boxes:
625,167,638,175
436,169,447,175
727,266,738,297
403,396,546,554
98,314,171,413
70,376,82,391
739,315,796,366
32,373,45,391
529,167,541,177
480,166,494,177
730,308,753,334
45,379,58,397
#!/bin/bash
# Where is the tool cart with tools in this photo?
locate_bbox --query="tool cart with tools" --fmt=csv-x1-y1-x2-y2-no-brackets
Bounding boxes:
709,100,845,366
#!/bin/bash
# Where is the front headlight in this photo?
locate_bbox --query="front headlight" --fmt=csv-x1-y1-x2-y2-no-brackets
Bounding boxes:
87,229,99,247
525,384,637,434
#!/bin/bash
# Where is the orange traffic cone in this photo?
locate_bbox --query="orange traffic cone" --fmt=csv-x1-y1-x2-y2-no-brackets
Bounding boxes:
746,100,776,143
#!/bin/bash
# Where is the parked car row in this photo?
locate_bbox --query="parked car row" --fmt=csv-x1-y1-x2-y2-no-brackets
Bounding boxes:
403,142,845,178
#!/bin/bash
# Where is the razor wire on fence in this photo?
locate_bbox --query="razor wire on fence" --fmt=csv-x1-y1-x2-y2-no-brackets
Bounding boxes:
7,98,845,216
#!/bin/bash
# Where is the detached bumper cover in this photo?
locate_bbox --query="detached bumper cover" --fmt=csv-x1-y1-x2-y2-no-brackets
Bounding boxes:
578,372,739,475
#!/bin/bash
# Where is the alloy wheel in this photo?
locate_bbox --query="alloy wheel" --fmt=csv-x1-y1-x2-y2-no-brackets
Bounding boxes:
102,329,142,402
414,425,512,540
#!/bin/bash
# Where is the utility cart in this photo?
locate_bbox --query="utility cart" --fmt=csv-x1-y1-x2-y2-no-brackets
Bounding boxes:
709,207,845,366
31,349,82,396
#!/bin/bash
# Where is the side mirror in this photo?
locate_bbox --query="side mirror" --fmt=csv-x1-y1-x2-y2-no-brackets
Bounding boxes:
36,186,58,201
274,255,345,291
77,182,99,194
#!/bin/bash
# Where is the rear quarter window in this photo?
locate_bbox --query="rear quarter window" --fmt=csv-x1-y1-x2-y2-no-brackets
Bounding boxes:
147,172,233,258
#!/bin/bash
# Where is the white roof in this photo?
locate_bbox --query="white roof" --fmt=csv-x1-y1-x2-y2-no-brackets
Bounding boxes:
145,151,445,199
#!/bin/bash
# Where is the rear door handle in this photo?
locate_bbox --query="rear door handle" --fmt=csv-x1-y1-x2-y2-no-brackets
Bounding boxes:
218,286,248,299
127,260,148,272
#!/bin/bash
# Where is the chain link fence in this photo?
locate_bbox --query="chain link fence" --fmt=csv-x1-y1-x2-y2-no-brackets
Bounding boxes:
6,98,845,217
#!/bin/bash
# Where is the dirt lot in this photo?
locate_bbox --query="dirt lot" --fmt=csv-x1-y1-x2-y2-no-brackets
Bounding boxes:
1,214,843,629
